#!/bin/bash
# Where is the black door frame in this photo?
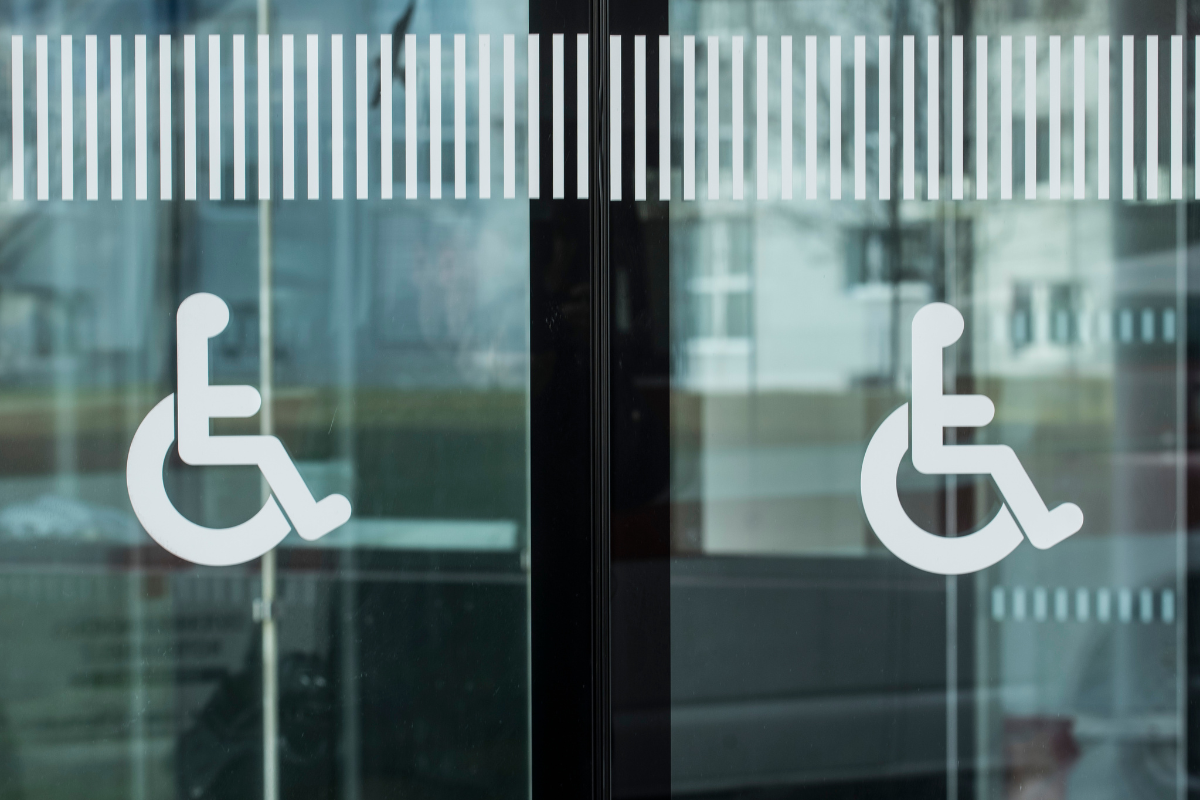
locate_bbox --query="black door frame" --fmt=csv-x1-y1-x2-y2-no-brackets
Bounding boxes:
529,0,675,796
527,0,611,797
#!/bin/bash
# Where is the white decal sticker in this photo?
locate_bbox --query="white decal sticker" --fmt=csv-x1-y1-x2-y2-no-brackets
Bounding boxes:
861,302,1082,575
4,33,1194,203
127,293,351,566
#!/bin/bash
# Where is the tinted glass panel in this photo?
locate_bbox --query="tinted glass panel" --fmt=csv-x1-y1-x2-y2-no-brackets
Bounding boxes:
640,2,1193,798
0,3,533,799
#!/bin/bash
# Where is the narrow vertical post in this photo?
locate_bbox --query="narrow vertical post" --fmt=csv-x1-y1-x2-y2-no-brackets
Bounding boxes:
256,7,278,800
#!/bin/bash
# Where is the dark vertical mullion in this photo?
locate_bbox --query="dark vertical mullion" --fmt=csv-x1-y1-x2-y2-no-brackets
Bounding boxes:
1186,3,1200,799
590,0,613,799
528,1,606,800
609,2,671,800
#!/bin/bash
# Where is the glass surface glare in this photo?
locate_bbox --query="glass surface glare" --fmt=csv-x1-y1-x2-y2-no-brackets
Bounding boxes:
0,2,531,800
665,1,1189,799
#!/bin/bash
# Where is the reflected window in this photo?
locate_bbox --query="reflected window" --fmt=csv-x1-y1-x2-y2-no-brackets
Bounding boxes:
1012,282,1033,350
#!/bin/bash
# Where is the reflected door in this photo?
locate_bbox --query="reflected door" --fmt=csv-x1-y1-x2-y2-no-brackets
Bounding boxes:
608,1,1193,799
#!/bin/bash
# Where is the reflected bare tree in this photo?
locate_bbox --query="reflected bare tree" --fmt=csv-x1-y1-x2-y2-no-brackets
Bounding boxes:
371,2,417,108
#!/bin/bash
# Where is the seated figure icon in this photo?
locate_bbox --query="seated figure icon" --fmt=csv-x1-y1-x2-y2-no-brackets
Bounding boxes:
860,302,1082,575
127,293,351,566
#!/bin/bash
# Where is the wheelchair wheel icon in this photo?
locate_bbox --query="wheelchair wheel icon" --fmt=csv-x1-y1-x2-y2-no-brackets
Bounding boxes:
859,302,1082,575
126,293,351,567
127,395,292,567
860,403,1024,575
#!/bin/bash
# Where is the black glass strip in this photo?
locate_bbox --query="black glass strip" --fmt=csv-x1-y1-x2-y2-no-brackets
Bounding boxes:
528,0,607,798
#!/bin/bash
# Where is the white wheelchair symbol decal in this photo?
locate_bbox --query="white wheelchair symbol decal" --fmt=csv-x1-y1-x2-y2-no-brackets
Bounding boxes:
126,293,351,566
860,302,1083,575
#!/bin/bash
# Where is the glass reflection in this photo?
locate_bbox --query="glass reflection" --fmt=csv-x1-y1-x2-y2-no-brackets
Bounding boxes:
0,0,531,799
667,1,1186,799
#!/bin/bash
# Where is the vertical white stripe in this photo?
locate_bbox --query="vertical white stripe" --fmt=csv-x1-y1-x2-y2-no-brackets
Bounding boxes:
1171,35,1182,200
454,34,465,199
781,36,792,200
552,34,563,199
806,35,816,200
375,34,391,199
1098,36,1109,199
634,35,646,201
756,36,766,200
976,36,986,200
208,35,219,200
1049,36,1060,199
283,36,294,199
36,36,46,201
406,34,416,198
1000,36,1011,199
478,35,490,199
504,34,515,199
135,35,146,200
684,35,695,201
577,34,588,199
732,36,743,201
1074,36,1085,199
234,35,245,200
854,36,864,200
429,34,440,199
928,36,938,199
359,34,369,199
332,34,343,200
830,36,841,199
611,35,621,201
1147,36,1157,200
903,36,914,200
88,36,99,200
184,35,195,200
308,35,319,199
707,36,718,200
528,34,539,199
1025,37,1036,199
1123,36,1134,199
257,36,268,199
12,36,22,202
62,35,73,201
951,35,962,199
879,36,890,200
111,36,122,200
380,35,392,199
659,35,670,201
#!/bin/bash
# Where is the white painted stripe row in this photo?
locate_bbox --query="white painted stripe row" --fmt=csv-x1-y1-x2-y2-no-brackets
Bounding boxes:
653,33,1188,202
992,586,1176,624
7,33,572,201
6,34,1196,202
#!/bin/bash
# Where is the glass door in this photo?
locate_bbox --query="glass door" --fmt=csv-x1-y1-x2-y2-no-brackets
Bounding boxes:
0,1,560,798
609,1,1195,798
